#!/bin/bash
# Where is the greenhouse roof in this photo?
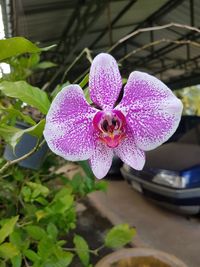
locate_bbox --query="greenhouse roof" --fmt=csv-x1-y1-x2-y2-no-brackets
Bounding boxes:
1,0,200,89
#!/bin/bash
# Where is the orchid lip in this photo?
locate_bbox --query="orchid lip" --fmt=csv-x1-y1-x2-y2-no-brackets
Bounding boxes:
93,110,126,148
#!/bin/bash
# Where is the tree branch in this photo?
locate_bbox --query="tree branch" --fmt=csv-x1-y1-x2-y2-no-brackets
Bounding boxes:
108,22,200,53
118,38,200,63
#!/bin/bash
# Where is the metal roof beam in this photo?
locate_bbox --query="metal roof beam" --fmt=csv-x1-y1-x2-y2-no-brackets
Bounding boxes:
114,0,185,49
90,0,137,49
23,1,77,15
155,54,200,76
89,22,139,34
167,72,200,89
58,0,107,62
131,30,200,68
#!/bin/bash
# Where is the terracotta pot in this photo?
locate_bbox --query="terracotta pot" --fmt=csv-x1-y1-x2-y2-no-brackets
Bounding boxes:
95,248,187,267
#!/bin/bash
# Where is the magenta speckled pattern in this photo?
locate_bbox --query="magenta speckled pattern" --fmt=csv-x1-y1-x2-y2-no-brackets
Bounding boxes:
116,71,183,151
43,85,97,161
89,138,113,179
89,53,122,109
44,54,183,179
114,126,145,170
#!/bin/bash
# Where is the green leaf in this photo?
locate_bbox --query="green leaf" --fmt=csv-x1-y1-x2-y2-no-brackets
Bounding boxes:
38,237,54,259
78,161,94,179
122,78,127,85
73,235,89,266
0,125,22,148
47,223,58,240
0,243,19,259
25,225,46,241
0,81,50,114
35,210,48,222
84,87,92,104
104,224,136,249
0,106,36,125
79,73,89,88
0,37,41,61
94,181,108,192
9,230,23,249
0,216,19,244
36,61,57,69
0,119,45,148
27,181,49,198
50,195,73,214
11,254,22,267
24,249,40,262
0,261,6,267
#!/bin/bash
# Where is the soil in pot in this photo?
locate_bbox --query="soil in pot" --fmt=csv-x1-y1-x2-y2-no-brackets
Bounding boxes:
111,256,171,267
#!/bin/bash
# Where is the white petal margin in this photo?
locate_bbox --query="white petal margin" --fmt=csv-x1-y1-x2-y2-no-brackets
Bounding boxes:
44,85,97,161
89,53,122,110
89,141,113,179
116,71,183,151
114,130,145,170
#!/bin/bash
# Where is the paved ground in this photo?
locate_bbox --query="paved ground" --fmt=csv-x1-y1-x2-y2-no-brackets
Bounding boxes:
89,180,200,267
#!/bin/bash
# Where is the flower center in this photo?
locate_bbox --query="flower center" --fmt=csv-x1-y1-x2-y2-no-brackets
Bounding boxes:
93,110,126,148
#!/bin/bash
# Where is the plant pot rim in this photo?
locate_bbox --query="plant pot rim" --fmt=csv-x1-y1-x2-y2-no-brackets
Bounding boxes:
95,248,187,267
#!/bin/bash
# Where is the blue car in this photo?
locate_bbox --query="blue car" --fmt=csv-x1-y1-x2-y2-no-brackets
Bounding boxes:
121,117,200,215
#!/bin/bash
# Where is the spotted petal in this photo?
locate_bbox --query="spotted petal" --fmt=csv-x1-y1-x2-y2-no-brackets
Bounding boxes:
116,71,183,151
89,53,122,110
114,128,145,170
89,139,113,179
44,85,97,161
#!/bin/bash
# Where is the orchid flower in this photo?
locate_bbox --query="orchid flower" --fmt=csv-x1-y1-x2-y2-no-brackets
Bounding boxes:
44,53,183,179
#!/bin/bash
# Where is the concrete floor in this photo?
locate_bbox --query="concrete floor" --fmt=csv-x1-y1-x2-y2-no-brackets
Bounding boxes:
89,180,200,267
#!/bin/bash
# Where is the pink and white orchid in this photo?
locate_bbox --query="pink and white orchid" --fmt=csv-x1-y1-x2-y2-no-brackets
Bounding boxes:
44,53,183,179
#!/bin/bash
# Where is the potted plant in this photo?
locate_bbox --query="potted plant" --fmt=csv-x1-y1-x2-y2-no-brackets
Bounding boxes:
0,37,136,267
95,248,187,267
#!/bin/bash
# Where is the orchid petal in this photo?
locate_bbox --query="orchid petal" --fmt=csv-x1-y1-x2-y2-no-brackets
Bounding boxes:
116,71,183,151
89,53,122,109
114,128,145,170
89,139,113,179
44,85,97,161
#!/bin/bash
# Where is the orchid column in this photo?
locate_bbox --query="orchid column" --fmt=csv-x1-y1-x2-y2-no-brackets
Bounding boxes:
44,53,183,179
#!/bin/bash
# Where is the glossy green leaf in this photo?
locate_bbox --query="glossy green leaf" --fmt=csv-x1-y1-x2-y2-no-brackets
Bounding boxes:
0,37,41,61
0,243,19,259
73,235,89,266
38,237,54,259
0,105,36,125
25,225,46,241
24,249,40,262
0,119,45,148
78,161,94,179
84,87,92,104
11,254,22,267
122,78,127,85
0,216,19,244
104,224,136,249
9,230,23,249
47,223,58,240
49,246,73,267
0,81,50,114
27,181,49,198
79,73,89,88
94,180,108,192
